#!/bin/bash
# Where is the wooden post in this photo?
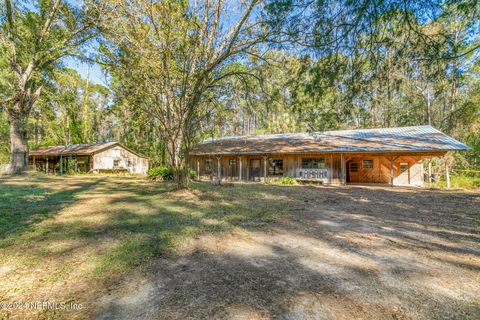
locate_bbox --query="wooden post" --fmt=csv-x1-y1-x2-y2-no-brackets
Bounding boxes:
445,157,451,188
32,156,36,171
239,156,243,181
196,158,200,180
216,155,221,182
263,155,268,182
46,158,49,174
74,156,78,173
60,156,63,175
341,153,346,185
428,158,432,183
390,157,394,187
329,154,333,184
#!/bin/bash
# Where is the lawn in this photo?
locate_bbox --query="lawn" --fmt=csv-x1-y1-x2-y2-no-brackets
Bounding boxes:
0,175,479,319
0,175,293,319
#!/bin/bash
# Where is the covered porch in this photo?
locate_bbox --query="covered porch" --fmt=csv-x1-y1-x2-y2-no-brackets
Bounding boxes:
29,155,91,174
189,151,448,187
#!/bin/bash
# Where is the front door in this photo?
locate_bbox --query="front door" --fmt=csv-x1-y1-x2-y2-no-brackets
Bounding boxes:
227,158,238,181
249,159,261,181
347,161,359,183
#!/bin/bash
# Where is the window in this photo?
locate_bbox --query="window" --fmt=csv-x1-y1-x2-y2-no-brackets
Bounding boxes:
350,162,358,172
400,162,409,173
205,159,212,174
113,159,120,167
268,159,283,176
127,160,132,167
229,159,236,166
302,158,325,169
362,160,373,169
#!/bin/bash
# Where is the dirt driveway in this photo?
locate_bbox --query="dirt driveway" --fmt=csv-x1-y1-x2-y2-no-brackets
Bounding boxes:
95,185,480,320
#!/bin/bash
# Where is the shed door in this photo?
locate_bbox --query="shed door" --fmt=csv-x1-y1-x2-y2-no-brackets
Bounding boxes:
249,159,261,181
347,161,359,183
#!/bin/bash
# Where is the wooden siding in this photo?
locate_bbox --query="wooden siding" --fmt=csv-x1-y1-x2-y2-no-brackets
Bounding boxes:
93,146,148,174
345,155,423,186
189,152,427,186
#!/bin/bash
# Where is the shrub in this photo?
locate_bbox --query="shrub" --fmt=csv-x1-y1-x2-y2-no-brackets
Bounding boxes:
268,176,297,185
148,166,198,181
147,166,173,181
188,168,197,180
280,176,297,185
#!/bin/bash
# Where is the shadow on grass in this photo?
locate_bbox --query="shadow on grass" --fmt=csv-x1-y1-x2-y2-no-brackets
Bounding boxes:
1,177,479,320
0,176,105,246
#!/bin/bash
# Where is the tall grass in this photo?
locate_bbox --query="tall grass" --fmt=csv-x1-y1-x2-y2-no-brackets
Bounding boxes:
433,174,480,189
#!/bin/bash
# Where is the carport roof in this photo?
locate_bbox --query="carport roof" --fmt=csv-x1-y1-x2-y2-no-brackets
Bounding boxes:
190,125,470,155
29,142,148,158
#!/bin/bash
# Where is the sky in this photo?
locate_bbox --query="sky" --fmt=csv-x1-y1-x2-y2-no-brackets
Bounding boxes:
63,56,107,86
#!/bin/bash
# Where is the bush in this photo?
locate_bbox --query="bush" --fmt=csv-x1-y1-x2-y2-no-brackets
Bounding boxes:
147,166,173,181
268,176,297,185
188,168,197,180
148,166,198,181
280,176,297,185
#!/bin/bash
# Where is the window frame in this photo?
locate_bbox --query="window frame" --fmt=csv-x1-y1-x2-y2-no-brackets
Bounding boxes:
205,159,213,174
113,159,120,167
268,158,284,176
362,159,373,170
349,162,359,172
400,162,409,173
301,158,326,169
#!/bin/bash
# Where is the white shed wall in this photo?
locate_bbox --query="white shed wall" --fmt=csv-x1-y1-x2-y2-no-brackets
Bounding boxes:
93,146,148,174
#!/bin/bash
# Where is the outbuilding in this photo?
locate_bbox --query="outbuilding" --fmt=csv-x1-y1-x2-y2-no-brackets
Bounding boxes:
29,142,149,174
188,125,469,187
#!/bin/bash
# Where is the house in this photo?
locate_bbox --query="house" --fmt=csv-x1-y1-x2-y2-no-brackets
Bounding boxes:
28,142,149,174
188,125,470,187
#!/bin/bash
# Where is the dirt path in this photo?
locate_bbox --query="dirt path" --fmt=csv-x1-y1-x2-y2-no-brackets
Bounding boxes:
95,185,480,320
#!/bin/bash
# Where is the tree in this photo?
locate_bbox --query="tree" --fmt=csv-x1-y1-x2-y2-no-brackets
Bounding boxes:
100,0,274,188
0,0,98,173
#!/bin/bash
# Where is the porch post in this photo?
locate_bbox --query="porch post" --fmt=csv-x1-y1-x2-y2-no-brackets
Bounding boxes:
196,158,200,180
428,158,432,183
216,155,221,182
239,156,243,181
444,156,451,188
263,155,268,182
329,154,333,184
46,158,49,174
74,156,78,173
341,153,346,185
32,156,36,171
60,156,63,175
390,157,394,187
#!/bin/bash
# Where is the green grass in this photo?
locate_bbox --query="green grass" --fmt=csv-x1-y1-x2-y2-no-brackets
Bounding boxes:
0,175,294,280
432,175,480,189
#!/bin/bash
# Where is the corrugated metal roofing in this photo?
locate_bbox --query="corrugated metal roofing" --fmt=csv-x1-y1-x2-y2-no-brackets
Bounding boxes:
29,142,148,158
29,142,118,156
190,125,470,155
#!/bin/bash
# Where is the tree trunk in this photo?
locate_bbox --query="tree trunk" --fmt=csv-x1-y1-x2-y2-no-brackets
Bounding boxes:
9,113,29,174
174,166,189,189
167,136,189,189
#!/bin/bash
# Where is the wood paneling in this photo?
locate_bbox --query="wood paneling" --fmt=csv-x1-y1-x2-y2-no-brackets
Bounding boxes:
189,152,426,186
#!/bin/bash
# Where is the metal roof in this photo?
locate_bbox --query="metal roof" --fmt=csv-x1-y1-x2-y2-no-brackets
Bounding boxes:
29,142,148,158
190,125,470,155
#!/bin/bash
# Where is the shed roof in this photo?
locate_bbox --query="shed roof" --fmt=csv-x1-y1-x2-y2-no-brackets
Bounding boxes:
190,125,470,155
29,142,148,158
